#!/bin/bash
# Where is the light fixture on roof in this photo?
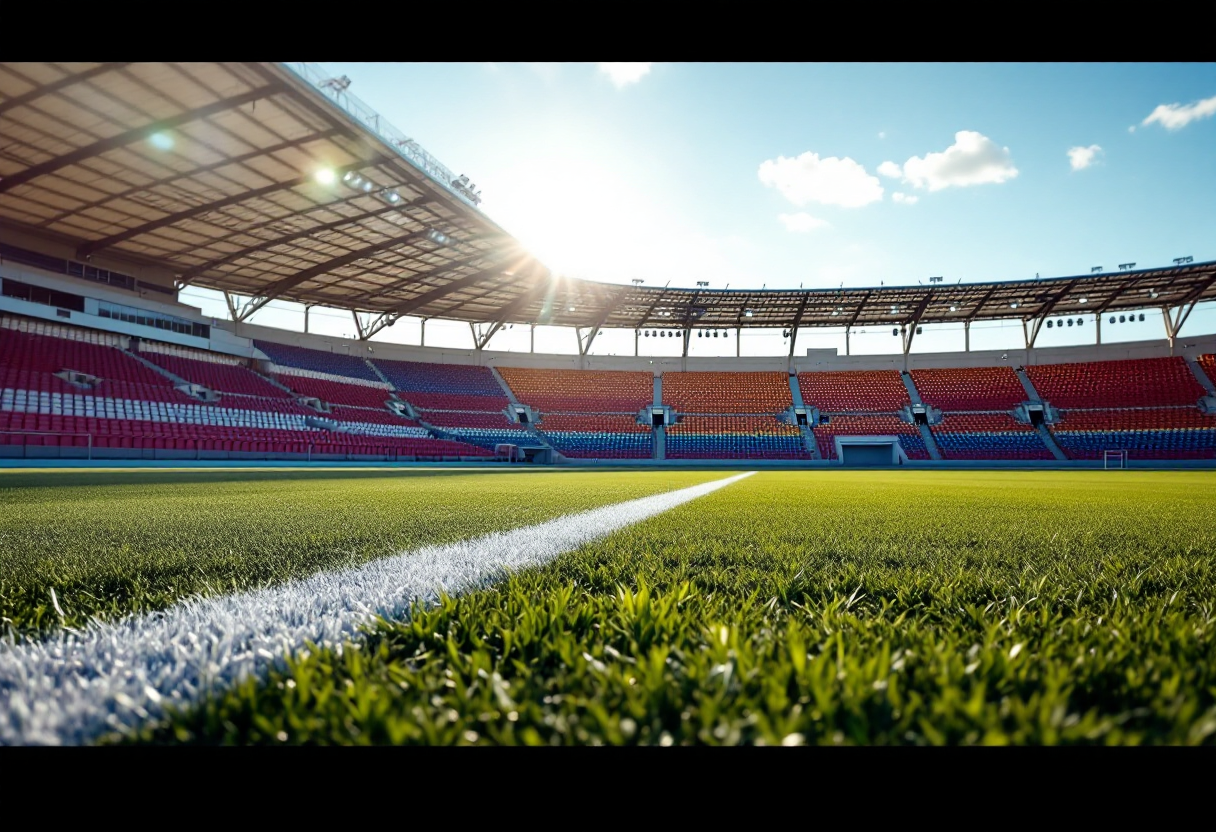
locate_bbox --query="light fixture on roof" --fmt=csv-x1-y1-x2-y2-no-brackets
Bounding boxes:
949,305,958,312
568,305,576,312
361,180,374,192
1077,318,1084,326
830,309,839,316
632,279,645,285
1119,262,1136,270
1010,301,1019,309
1148,290,1160,299
425,229,450,245
1078,297,1088,304
1047,320,1053,329
382,189,401,204
148,132,174,151
1173,256,1193,265
928,276,943,284
343,171,359,184
744,309,754,318
696,281,709,287
314,168,337,185
1091,266,1103,274
713,330,719,338
1139,313,1145,321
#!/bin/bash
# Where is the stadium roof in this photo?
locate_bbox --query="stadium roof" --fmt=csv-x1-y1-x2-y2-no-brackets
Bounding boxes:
1,61,1214,345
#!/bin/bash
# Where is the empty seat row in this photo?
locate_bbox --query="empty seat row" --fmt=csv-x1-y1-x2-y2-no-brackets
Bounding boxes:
662,372,792,413
911,366,1027,411
799,370,909,413
254,339,382,382
498,367,653,413
1025,357,1204,408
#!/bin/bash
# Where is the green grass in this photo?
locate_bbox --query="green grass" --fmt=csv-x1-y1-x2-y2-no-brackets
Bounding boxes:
123,469,1216,746
0,467,721,635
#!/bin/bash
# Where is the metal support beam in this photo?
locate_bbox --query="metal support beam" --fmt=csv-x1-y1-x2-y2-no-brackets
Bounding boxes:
0,85,278,196
682,327,691,357
0,63,131,118
532,324,537,354
1162,306,1176,354
362,311,398,341
788,294,811,357
633,327,638,357
845,325,851,356
420,318,426,347
224,291,239,322
353,310,368,341
475,321,505,350
964,320,970,352
577,325,601,356
736,327,741,358
901,291,934,359
177,195,427,286
1022,318,1031,351
1096,313,1101,346
304,304,312,334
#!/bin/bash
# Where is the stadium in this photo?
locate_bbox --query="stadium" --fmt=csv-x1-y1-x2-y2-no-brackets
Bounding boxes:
1,62,1214,746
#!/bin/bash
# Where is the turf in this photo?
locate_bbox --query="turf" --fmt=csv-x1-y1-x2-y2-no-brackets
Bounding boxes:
0,468,722,636
126,470,1216,746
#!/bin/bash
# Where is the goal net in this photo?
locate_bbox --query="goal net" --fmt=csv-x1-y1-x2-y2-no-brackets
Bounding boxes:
1103,449,1128,469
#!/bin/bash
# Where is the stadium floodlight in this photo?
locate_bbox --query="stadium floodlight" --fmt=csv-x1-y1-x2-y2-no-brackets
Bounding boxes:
1010,301,1019,309
892,328,899,337
321,75,352,93
1119,315,1126,323
1091,266,1103,273
1047,320,1053,329
1067,319,1074,327
382,189,401,204
1139,313,1145,321
713,330,719,338
1119,262,1136,270
567,305,576,312
1109,316,1115,324
696,281,709,287
148,132,174,151
949,305,958,312
929,276,943,283
1077,318,1084,326
361,180,374,192
1173,256,1193,265
643,330,649,337
744,309,754,317
632,279,645,285
314,168,336,185
697,330,703,337
343,171,359,184
1078,297,1088,304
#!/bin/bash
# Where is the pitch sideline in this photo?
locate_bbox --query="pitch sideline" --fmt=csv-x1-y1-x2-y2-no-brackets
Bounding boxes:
0,471,756,745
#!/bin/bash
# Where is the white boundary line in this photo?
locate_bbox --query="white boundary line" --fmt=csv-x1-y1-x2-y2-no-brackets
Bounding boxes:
0,471,755,745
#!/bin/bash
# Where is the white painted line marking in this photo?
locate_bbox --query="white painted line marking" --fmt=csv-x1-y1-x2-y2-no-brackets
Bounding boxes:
0,471,754,745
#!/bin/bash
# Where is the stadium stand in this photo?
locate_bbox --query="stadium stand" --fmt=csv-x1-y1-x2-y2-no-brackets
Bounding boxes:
661,372,791,413
930,413,1054,460
1201,354,1216,388
910,366,1027,411
1025,357,1205,409
137,343,287,398
372,358,510,411
273,373,395,409
498,367,653,413
537,413,652,460
1049,407,1216,460
813,415,929,460
254,340,382,382
667,415,809,460
799,370,910,412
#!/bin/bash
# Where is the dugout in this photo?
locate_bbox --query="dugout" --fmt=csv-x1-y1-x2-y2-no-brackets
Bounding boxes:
834,435,910,466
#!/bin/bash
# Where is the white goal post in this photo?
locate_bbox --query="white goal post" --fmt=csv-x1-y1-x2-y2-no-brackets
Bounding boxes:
1103,449,1128,469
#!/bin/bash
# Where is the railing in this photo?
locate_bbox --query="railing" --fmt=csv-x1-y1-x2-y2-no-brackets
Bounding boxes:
280,62,482,211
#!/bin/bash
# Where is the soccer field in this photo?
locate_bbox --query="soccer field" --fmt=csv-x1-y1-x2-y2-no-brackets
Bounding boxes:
2,468,1215,745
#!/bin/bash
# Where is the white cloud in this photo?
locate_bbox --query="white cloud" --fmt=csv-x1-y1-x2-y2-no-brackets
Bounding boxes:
597,63,653,88
757,152,884,208
897,130,1018,191
1128,125,1136,134
878,131,886,139
1141,94,1216,131
891,192,918,205
778,212,830,233
877,161,902,179
1067,144,1103,171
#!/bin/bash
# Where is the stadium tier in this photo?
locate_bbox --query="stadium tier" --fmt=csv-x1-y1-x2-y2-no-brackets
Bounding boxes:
667,415,809,460
661,372,791,413
1025,357,1205,409
329,406,422,427
253,340,382,382
538,414,652,459
137,344,288,398
813,415,929,460
910,366,1027,411
1049,407,1216,460
1201,354,1216,388
799,370,910,412
273,373,395,410
497,367,653,413
931,413,1054,460
371,358,510,411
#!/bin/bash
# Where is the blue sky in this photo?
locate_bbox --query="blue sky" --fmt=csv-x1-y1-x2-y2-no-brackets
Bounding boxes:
184,62,1216,357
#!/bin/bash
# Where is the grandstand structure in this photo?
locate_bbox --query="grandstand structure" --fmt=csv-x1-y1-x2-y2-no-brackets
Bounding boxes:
1,61,1215,466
